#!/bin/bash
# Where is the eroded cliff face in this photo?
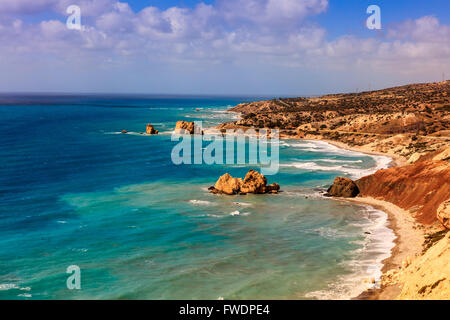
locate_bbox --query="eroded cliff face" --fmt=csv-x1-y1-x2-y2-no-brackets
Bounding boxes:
356,159,450,226
381,232,450,300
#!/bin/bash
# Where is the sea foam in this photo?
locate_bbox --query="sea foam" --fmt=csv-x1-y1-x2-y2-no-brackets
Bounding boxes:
189,200,216,206
282,140,392,179
305,206,396,300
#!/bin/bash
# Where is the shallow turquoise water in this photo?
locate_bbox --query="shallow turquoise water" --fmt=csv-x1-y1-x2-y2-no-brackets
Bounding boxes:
0,95,394,299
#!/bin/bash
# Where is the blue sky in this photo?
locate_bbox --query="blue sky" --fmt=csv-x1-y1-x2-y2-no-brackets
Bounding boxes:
317,0,450,39
0,0,448,95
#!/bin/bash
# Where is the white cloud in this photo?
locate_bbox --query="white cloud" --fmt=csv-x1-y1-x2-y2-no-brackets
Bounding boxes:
0,0,56,14
217,0,328,26
388,15,450,43
0,1,448,93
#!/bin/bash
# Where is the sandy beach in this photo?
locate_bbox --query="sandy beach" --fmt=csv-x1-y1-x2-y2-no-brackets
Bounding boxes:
316,139,408,167
344,197,425,299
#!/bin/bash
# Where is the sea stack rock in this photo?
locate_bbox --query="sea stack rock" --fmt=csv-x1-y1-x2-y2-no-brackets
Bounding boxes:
174,121,201,134
212,173,243,195
437,199,450,229
325,177,360,198
146,124,158,134
240,169,268,194
209,170,280,195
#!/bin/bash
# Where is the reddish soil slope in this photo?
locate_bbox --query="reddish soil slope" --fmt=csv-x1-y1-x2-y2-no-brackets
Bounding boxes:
356,160,450,225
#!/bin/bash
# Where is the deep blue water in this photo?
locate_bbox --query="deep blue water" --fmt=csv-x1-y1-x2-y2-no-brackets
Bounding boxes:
0,95,394,299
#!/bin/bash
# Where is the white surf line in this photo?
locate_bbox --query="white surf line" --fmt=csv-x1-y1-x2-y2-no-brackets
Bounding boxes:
283,139,393,179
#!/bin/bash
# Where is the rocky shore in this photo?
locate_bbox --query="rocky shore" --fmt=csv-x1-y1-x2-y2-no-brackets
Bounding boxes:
217,81,449,300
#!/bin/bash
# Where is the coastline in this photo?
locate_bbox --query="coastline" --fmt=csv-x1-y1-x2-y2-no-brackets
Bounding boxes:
314,139,407,167
219,80,450,300
343,197,425,299
216,120,425,299
274,133,423,299
304,139,424,299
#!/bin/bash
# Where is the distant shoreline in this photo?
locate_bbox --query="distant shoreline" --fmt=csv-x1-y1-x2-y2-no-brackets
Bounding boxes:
310,139,407,168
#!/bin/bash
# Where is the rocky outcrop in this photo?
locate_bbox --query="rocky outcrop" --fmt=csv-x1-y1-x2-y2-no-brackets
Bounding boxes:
356,160,450,225
209,170,280,195
240,170,267,194
437,199,450,229
174,121,201,134
417,146,450,162
325,177,360,198
146,124,158,134
433,147,450,162
211,173,243,195
266,183,281,194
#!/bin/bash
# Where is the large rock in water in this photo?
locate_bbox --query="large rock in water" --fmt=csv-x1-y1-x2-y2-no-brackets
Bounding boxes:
174,121,201,134
325,177,360,198
213,173,243,195
437,199,450,229
209,170,280,195
240,169,267,194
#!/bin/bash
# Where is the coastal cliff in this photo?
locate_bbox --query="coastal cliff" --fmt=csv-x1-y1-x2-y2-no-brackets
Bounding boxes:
219,80,450,300
219,81,450,163
356,155,450,226
381,231,450,300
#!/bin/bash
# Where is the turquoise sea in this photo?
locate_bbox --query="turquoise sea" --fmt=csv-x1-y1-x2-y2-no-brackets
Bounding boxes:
0,95,395,299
